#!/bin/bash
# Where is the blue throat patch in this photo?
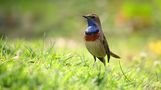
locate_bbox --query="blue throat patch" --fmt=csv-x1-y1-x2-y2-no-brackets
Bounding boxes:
85,19,99,35
85,26,99,35
87,19,96,26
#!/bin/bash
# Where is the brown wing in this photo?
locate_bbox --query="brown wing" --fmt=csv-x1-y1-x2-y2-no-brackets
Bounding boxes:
102,35,121,62
102,34,111,63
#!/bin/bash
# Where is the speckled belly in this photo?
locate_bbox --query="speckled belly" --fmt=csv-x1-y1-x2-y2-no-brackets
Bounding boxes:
85,39,106,57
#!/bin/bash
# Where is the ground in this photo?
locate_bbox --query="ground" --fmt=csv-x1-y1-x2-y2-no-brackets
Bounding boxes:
0,35,161,90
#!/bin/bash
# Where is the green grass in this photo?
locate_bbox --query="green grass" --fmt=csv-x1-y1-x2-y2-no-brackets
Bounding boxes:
0,38,161,90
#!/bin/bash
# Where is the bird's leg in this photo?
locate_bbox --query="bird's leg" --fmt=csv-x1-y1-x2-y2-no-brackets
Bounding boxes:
93,56,96,67
98,57,106,67
105,64,108,71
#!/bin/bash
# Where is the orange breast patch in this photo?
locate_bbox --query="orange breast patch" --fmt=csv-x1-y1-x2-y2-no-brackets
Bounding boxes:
85,33,100,41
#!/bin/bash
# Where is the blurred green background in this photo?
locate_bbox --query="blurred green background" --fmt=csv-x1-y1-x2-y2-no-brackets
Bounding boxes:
0,0,161,54
0,0,161,38
0,0,161,89
1,0,161,58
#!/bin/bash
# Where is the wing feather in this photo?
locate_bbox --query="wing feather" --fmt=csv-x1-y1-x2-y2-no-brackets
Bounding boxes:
101,34,111,62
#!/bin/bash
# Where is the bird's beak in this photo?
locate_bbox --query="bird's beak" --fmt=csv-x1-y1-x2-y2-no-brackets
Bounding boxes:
82,15,88,19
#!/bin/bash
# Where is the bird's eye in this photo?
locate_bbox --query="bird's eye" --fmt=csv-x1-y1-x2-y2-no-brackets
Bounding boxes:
90,16,95,19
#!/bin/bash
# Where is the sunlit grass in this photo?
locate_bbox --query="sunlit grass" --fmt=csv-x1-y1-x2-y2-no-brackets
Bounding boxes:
0,38,161,90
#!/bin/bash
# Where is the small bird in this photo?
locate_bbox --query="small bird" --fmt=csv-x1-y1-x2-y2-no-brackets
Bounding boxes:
83,14,120,66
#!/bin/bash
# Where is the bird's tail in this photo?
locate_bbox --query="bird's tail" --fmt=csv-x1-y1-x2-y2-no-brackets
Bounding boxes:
110,51,120,59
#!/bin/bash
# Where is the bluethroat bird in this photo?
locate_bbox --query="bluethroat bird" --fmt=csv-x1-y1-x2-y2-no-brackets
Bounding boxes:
83,14,120,66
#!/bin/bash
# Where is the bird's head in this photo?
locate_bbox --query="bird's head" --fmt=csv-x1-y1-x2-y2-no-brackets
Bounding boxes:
83,14,101,35
83,14,101,27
